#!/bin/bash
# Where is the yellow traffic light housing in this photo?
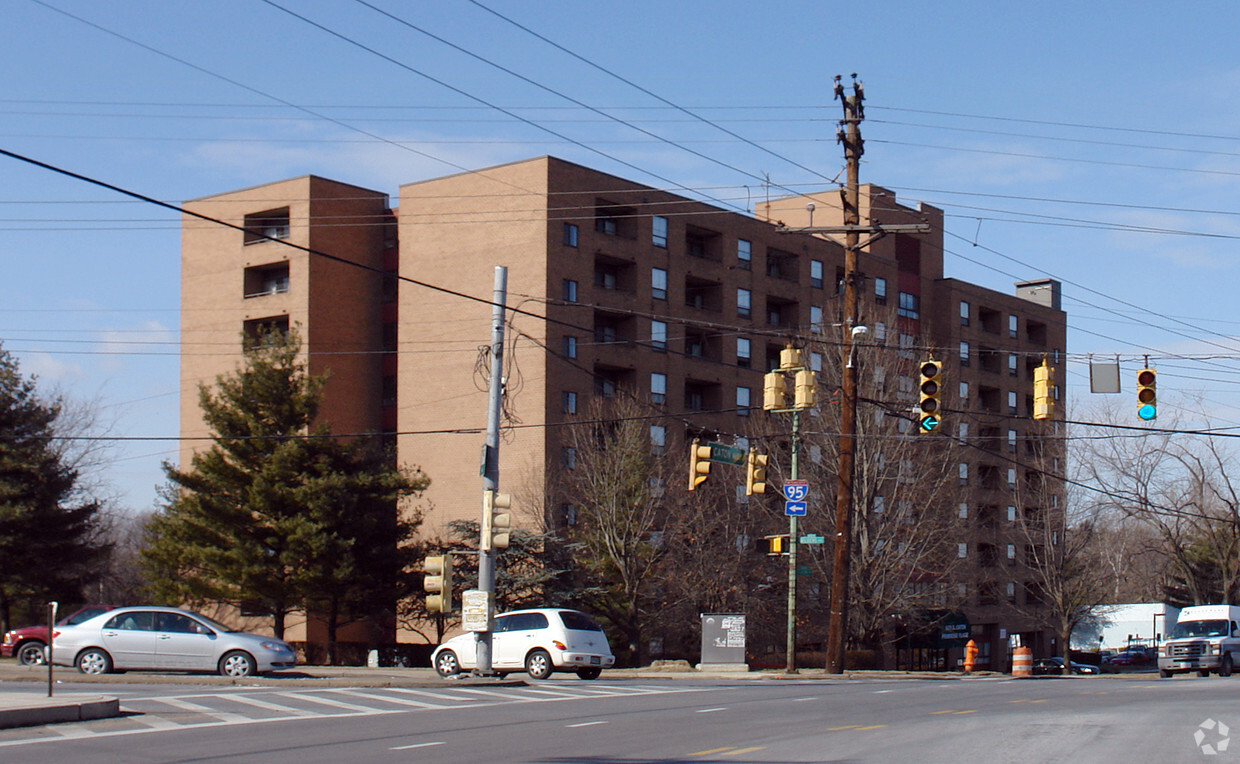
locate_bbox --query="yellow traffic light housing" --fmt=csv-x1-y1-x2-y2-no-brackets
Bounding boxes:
481,489,512,550
1137,367,1157,421
688,438,712,491
794,369,817,410
746,450,768,496
1033,359,1054,421
918,359,942,433
423,554,453,613
779,345,803,370
767,535,786,556
763,371,788,411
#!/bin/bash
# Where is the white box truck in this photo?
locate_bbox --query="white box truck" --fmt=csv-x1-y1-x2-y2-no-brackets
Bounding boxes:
1158,605,1240,678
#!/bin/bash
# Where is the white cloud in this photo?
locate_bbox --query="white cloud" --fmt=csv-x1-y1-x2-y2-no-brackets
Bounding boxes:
96,320,176,373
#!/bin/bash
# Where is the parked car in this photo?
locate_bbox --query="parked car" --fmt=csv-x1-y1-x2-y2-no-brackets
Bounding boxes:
2,606,113,666
1100,650,1152,673
1033,657,1100,675
51,606,297,677
432,608,615,680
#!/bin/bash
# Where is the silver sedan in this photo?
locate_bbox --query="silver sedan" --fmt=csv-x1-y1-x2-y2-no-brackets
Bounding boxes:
51,606,297,677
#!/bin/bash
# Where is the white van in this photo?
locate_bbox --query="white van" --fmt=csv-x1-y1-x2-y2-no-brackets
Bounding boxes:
1158,604,1240,678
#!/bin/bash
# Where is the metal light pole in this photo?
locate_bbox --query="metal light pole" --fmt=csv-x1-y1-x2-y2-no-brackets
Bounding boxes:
785,410,800,673
476,265,507,674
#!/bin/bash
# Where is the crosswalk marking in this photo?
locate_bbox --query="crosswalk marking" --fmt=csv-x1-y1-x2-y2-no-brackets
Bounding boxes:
222,694,318,716
158,697,251,724
273,692,382,713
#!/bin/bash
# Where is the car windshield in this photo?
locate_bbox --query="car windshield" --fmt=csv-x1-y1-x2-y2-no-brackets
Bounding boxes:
1170,619,1230,639
559,611,604,633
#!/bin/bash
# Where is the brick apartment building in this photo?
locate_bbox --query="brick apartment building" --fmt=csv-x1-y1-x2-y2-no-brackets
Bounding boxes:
181,156,1066,667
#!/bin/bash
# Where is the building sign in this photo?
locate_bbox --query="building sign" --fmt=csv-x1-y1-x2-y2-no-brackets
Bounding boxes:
938,611,971,647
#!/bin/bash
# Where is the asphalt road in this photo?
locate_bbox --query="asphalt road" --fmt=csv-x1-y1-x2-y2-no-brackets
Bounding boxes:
0,673,1233,762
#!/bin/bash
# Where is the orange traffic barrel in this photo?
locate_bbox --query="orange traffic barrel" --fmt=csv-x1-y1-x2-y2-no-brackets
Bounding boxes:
1012,646,1033,677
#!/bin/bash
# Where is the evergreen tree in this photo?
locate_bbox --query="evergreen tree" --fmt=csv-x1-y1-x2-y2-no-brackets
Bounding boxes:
0,343,107,634
143,329,426,646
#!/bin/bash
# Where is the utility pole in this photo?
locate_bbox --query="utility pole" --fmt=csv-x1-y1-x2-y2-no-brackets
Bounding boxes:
826,74,863,676
776,75,927,674
476,265,507,674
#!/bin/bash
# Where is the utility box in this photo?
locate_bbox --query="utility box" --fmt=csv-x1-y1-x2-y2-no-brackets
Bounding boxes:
699,613,748,671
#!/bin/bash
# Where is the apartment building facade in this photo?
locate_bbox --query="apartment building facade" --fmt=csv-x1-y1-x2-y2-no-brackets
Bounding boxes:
180,156,1066,667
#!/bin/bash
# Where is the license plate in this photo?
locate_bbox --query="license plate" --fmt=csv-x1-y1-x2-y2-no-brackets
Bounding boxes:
591,656,600,665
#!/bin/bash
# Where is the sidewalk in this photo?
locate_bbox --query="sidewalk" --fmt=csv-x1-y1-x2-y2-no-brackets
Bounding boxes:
0,660,1006,730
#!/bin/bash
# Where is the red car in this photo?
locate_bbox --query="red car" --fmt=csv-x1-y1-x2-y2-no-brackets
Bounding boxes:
2,606,113,666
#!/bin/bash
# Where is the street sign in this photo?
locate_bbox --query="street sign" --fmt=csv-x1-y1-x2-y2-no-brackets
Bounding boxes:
707,442,746,465
799,534,825,544
785,500,807,517
461,589,492,632
783,480,809,501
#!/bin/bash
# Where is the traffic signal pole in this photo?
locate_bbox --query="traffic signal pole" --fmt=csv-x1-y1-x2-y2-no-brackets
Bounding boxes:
477,265,507,674
786,410,800,674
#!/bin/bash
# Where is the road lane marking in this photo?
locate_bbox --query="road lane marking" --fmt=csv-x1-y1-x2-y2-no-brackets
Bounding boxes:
828,724,861,731
874,690,893,694
696,707,727,713
690,747,738,756
391,741,445,750
856,725,887,730
792,697,819,702
721,747,766,756
1009,699,1028,703
953,710,979,715
930,710,957,715
1029,699,1048,704
566,721,608,728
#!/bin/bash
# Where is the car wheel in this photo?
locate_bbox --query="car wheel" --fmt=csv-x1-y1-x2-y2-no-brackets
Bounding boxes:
1221,655,1233,678
77,648,112,675
576,667,602,680
435,649,460,678
219,650,256,677
525,649,553,680
1198,669,1211,678
16,641,47,666
1160,669,1172,678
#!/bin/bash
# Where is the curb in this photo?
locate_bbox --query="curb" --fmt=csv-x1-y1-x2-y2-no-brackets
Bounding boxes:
0,694,121,730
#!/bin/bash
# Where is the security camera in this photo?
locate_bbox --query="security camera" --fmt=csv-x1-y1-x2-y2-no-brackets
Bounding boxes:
806,202,815,212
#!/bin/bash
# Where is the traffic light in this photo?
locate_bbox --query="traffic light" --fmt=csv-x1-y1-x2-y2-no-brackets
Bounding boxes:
763,371,788,411
481,489,512,550
1137,368,1157,421
780,345,803,370
423,554,453,613
746,450,768,496
767,536,786,556
918,359,942,433
794,369,817,410
1033,359,1054,421
688,438,712,491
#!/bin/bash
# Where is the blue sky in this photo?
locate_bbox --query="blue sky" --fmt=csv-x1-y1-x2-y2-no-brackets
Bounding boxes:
4,1,1240,511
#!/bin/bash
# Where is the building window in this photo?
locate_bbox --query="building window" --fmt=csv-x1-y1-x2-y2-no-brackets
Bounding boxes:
737,288,751,318
737,337,751,368
650,424,666,454
737,386,751,416
562,391,577,414
1007,544,1017,560
1007,467,1017,487
958,503,968,519
1007,429,1017,452
874,322,886,342
959,382,968,402
1009,353,1019,377
958,543,968,559
898,292,919,319
1008,390,1018,415
563,222,579,247
810,305,823,333
874,277,887,304
810,351,823,372
243,207,290,244
1007,505,1017,522
959,341,970,366
651,320,667,351
243,315,289,347
650,373,666,404
1009,314,1018,338
563,335,577,359
651,268,667,300
243,262,290,298
737,239,751,269
563,279,578,303
898,333,915,359
810,259,824,289
958,463,968,486
960,300,970,326
562,447,576,469
958,422,968,440
652,216,668,248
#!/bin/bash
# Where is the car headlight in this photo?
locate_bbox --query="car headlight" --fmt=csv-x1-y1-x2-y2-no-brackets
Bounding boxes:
259,641,291,653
